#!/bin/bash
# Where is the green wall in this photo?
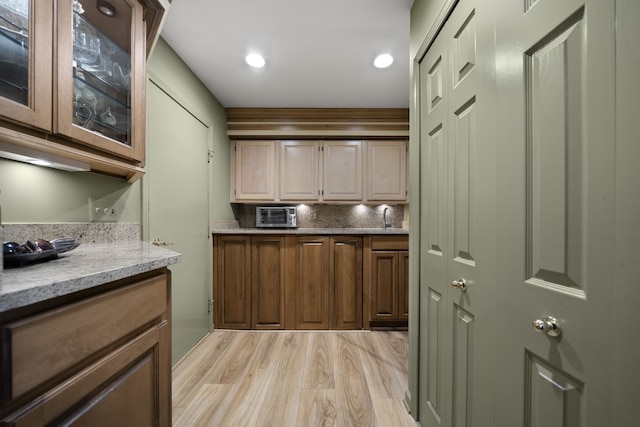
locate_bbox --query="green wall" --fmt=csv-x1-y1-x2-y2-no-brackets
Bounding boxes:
0,38,233,225
0,158,141,223
147,38,234,221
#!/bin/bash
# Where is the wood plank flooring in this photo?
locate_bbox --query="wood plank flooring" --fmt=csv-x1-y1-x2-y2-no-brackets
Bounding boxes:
172,330,417,427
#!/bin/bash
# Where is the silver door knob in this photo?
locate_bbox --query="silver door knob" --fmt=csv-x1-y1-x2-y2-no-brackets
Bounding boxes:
532,316,561,337
451,278,467,291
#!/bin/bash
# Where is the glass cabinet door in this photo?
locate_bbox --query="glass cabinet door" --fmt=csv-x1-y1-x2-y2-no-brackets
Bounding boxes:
0,0,53,130
57,0,145,163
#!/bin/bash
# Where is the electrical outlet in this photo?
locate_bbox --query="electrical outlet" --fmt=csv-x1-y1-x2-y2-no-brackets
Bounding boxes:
89,196,120,222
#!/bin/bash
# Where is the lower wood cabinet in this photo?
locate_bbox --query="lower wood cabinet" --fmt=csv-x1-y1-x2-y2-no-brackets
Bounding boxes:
214,235,252,329
364,235,409,328
252,236,286,329
0,270,172,426
213,234,363,330
331,236,363,330
290,236,363,330
291,236,331,329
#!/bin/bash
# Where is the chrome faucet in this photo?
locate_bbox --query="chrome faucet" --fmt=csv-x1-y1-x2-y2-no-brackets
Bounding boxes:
382,207,390,229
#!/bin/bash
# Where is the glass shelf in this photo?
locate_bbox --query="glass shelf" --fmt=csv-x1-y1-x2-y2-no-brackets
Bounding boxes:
72,11,131,146
0,1,29,105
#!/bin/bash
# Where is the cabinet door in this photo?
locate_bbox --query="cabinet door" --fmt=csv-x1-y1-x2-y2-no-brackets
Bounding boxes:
280,140,320,201
252,236,286,329
366,140,407,201
233,141,276,200
0,0,53,131
322,140,362,201
2,274,167,402
398,251,409,320
215,235,251,329
56,0,146,162
1,325,168,427
370,251,399,320
331,236,363,330
294,236,330,329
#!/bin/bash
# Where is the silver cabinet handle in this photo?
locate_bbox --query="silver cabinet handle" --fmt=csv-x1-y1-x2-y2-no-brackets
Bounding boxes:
451,278,467,292
532,316,562,337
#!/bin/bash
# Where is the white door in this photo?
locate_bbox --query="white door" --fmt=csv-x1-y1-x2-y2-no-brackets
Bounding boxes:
418,0,497,424
146,79,211,364
494,0,616,424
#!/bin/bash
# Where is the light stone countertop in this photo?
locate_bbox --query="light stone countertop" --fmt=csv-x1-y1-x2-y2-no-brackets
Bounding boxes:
1,241,181,313
211,227,409,235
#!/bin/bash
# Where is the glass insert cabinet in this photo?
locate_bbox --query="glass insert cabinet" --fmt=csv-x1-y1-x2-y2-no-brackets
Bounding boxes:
0,0,147,165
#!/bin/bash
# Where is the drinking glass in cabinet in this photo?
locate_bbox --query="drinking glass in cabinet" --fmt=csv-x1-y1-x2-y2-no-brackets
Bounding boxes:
0,0,29,106
71,0,132,146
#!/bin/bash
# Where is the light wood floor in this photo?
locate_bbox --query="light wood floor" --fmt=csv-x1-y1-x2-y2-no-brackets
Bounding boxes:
172,330,418,427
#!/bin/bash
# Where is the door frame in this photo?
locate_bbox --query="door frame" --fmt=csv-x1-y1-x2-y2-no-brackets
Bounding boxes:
406,0,460,418
142,70,214,332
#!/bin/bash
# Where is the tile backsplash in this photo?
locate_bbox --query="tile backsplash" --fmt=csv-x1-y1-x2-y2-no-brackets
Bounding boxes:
232,204,406,229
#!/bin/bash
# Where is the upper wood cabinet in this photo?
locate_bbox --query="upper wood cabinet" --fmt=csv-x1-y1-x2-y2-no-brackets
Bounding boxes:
280,140,320,201
56,0,146,162
0,1,53,131
366,140,407,201
226,108,409,203
0,0,169,181
323,140,363,201
231,139,406,203
232,140,276,201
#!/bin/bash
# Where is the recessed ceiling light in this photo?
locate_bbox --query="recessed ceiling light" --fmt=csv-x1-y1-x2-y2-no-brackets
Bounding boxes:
374,54,394,68
245,53,265,68
97,0,116,17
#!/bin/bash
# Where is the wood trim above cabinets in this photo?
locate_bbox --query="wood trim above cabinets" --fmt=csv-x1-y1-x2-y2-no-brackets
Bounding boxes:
226,108,409,139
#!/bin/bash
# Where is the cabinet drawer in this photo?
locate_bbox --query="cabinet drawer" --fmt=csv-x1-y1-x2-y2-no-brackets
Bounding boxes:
370,235,408,251
2,324,165,426
1,274,167,401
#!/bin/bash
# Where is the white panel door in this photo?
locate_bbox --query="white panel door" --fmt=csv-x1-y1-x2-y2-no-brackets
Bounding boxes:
494,0,615,425
418,0,497,424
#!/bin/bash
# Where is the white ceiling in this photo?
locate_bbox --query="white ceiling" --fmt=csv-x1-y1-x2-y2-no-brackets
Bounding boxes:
160,0,413,109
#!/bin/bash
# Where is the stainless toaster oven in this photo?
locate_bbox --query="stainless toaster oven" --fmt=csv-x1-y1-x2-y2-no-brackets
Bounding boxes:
256,206,297,228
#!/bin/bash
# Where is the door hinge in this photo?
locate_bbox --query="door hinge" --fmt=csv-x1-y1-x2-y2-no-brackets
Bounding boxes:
207,149,214,163
208,299,214,314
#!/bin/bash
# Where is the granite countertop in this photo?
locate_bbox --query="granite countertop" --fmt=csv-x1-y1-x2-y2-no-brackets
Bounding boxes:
0,241,181,313
211,227,409,235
